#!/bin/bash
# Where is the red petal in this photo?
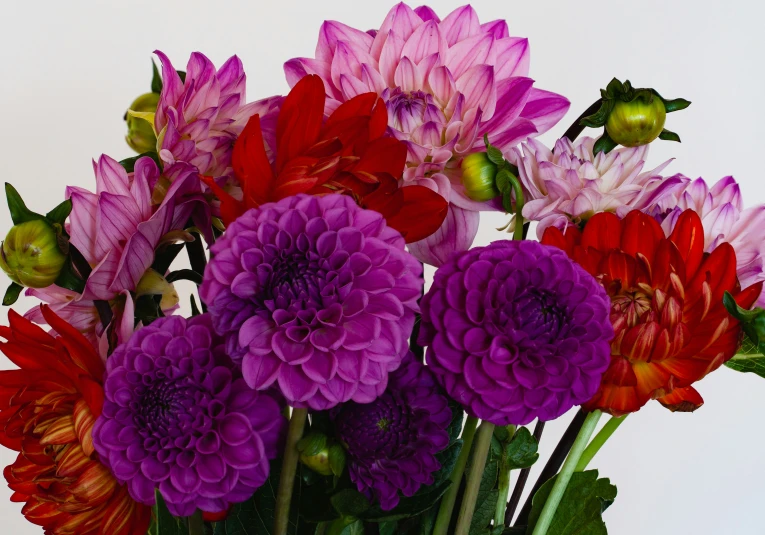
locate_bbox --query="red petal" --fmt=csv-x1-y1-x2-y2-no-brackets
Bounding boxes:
200,176,245,226
669,209,705,279
734,281,764,310
657,386,704,412
233,115,276,208
540,225,581,255
364,183,448,243
581,212,622,251
40,306,104,381
352,137,407,179
276,75,325,172
620,210,664,262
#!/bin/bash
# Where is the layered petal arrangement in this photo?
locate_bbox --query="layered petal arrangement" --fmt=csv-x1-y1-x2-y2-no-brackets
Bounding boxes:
333,354,452,510
419,240,613,425
659,176,765,306
154,51,282,179
285,3,570,264
200,194,423,410
542,210,763,415
509,136,687,238
0,307,150,535
92,314,286,517
206,74,448,243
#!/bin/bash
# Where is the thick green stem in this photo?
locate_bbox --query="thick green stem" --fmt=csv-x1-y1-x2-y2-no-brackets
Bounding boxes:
509,177,525,241
188,510,204,535
432,416,479,535
455,422,495,535
575,415,627,472
274,408,308,535
493,425,517,527
531,411,602,535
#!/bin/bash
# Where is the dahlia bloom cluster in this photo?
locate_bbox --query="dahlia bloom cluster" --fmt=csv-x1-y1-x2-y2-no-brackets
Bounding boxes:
1,4,764,535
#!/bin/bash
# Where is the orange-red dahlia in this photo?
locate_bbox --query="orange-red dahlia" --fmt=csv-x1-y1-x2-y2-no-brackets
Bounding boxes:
0,306,151,535
541,209,762,416
206,74,448,243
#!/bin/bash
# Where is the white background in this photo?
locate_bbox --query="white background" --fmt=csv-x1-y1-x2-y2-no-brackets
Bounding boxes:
1,0,764,533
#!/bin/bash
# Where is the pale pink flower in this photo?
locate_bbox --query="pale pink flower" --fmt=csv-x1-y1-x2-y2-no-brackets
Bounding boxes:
284,3,569,265
509,136,687,238
155,50,282,180
660,176,765,306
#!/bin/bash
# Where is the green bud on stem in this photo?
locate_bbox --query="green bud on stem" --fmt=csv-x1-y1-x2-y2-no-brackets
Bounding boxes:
125,92,160,154
0,220,66,288
461,152,500,202
605,96,666,147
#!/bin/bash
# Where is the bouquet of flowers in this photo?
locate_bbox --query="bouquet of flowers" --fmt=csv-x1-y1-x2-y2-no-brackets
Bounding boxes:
2,4,764,535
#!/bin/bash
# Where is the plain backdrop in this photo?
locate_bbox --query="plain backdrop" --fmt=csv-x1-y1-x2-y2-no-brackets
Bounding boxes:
1,0,764,533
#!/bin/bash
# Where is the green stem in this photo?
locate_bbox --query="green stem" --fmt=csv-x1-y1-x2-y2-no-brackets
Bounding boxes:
494,425,516,527
274,408,308,535
509,176,525,241
455,421,495,535
432,415,479,535
575,415,627,472
531,411,602,535
188,510,204,535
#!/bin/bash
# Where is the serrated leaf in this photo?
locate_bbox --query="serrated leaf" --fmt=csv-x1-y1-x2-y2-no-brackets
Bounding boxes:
5,183,44,225
495,169,511,194
486,146,505,167
505,427,539,471
46,199,72,225
662,97,691,113
469,490,499,535
593,133,617,155
658,129,681,142
2,282,23,306
432,440,463,488
527,470,617,535
151,59,163,93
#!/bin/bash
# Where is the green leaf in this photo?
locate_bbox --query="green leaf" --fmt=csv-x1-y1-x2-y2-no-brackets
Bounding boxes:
379,521,398,535
579,100,613,128
527,470,617,535
723,291,765,345
119,151,162,173
331,489,371,518
486,146,505,168
46,199,72,225
5,183,44,225
662,97,691,113
505,427,539,471
2,282,23,306
328,443,346,477
432,441,463,488
658,129,681,142
726,336,765,379
151,59,163,94
297,433,327,457
495,169,512,194
361,481,451,522
150,491,186,535
593,133,618,155
468,490,498,535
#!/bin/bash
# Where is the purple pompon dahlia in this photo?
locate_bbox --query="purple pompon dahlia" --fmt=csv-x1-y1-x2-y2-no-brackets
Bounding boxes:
199,194,423,410
92,314,286,516
419,240,613,425
334,353,452,510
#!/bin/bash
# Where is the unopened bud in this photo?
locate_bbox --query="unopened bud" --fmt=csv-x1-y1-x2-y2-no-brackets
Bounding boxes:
125,93,159,154
461,152,500,202
0,220,66,288
606,96,666,147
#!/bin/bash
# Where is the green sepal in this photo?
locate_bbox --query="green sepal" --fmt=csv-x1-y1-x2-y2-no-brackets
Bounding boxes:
723,291,765,345
3,282,23,306
46,199,73,226
658,129,681,142
5,183,45,225
580,100,614,128
484,134,506,167
151,59,163,94
652,90,692,113
119,151,162,173
593,133,618,155
297,432,327,457
328,443,346,477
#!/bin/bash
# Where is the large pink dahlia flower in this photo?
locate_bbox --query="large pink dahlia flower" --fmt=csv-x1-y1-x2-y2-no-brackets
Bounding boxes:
155,51,282,180
285,3,570,265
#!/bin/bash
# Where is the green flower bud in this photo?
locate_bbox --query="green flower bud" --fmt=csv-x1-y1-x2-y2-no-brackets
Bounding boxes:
125,92,160,154
0,221,66,288
299,449,333,476
605,95,666,147
461,152,500,202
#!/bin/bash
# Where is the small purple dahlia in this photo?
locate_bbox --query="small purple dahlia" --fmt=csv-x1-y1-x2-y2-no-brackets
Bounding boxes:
200,194,423,410
334,354,452,511
92,314,286,516
419,240,613,425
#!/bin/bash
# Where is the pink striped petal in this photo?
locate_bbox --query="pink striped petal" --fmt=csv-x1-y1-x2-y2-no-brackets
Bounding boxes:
494,37,530,79
439,5,481,46
427,65,456,107
153,50,184,130
481,20,510,39
520,88,571,135
414,5,440,22
394,56,421,92
94,155,131,197
317,20,374,63
407,205,480,267
401,20,446,65
482,77,534,134
94,192,143,260
370,3,423,59
379,30,406,87
445,32,495,80
67,187,98,264
456,64,496,117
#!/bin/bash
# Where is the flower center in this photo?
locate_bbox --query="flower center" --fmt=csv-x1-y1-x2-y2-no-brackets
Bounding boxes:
611,289,653,328
384,89,442,133
510,289,569,341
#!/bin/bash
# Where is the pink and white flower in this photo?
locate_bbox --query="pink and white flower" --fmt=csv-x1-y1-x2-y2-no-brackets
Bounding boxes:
509,136,687,238
660,176,765,306
284,3,570,265
155,50,282,180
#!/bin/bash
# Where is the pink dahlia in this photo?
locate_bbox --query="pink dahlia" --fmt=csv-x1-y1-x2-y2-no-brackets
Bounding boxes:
25,156,209,349
659,176,765,306
155,50,282,180
285,3,570,265
509,136,688,238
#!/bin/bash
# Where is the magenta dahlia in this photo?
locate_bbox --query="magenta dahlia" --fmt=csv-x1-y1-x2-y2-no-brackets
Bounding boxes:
200,194,423,410
284,3,570,266
92,314,286,517
419,240,613,425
